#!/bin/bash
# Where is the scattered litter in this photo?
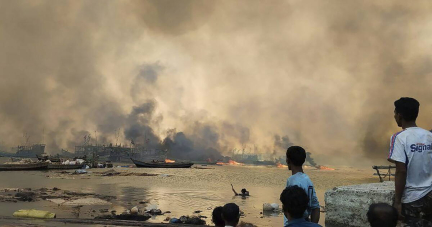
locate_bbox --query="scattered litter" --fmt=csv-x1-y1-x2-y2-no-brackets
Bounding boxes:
63,198,111,206
147,209,162,215
98,169,157,177
263,203,279,211
15,192,36,202
178,215,206,225
13,209,56,219
74,169,87,174
130,206,139,214
95,213,151,221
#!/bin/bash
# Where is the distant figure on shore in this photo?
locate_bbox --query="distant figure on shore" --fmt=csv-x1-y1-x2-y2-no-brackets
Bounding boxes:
388,97,432,226
222,203,240,227
367,203,398,227
280,185,321,227
212,206,225,227
231,184,249,197
284,146,320,226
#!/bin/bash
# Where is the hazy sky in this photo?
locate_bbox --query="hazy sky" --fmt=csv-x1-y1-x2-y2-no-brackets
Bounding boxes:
1,0,432,165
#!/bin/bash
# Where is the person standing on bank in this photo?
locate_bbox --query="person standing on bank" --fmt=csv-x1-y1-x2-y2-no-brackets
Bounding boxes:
388,97,432,226
284,146,320,226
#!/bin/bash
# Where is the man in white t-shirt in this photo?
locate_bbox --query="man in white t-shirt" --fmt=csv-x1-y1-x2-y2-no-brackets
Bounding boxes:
388,97,432,226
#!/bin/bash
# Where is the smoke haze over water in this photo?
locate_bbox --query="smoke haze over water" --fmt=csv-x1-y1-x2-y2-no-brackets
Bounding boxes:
1,0,432,165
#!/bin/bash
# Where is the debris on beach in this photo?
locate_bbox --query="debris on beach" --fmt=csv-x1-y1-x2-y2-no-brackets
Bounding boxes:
0,187,115,205
193,166,215,169
74,169,87,174
95,213,151,221
170,215,206,225
98,169,158,177
15,191,36,202
262,203,279,211
147,208,162,215
13,209,56,219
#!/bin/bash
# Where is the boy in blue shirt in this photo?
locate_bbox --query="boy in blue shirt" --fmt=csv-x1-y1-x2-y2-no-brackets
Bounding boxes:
280,185,322,227
284,146,320,226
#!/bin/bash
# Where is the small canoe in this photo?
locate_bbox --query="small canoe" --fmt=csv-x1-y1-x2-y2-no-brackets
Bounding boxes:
131,158,193,168
0,162,48,171
47,163,84,170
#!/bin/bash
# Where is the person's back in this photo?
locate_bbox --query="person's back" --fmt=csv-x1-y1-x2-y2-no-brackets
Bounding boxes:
212,206,225,227
222,203,240,227
388,97,432,226
280,186,321,227
284,146,320,226
389,127,432,199
367,203,398,227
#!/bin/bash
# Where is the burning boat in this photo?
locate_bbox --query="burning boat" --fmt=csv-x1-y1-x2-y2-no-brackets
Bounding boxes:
130,158,193,168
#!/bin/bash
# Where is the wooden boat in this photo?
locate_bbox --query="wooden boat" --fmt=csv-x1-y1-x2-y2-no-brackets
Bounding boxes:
0,162,48,171
48,163,85,169
131,158,193,168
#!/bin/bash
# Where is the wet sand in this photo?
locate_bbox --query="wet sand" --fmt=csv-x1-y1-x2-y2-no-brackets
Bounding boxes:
0,164,377,226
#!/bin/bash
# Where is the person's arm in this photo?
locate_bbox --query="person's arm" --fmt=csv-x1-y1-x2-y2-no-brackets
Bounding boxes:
310,208,320,223
394,161,407,219
310,187,320,223
231,184,238,195
387,133,406,219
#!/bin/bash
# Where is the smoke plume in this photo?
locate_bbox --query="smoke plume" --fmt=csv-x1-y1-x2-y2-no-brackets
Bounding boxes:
1,1,432,165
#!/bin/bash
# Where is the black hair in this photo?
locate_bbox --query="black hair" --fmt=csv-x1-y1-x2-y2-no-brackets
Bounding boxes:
367,203,398,227
212,206,225,226
280,185,308,219
286,146,306,166
222,203,240,223
394,97,419,122
241,188,247,194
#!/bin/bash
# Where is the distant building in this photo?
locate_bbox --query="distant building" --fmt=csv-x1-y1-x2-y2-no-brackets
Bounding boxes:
15,144,45,157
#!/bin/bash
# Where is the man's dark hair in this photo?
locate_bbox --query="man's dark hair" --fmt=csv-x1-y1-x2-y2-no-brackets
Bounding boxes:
286,146,306,166
394,97,420,122
367,203,398,227
212,206,225,226
280,185,309,219
241,188,247,194
222,203,240,223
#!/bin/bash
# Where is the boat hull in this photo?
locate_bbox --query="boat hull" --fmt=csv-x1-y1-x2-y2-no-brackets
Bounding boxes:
48,164,84,169
131,159,193,168
0,162,48,171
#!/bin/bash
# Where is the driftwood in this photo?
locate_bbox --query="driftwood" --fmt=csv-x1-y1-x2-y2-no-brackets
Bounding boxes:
372,165,396,182
0,216,207,226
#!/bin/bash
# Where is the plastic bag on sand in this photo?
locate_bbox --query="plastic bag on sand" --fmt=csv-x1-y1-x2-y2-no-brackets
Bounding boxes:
13,209,56,219
271,203,279,210
75,169,87,174
146,204,158,210
263,203,279,211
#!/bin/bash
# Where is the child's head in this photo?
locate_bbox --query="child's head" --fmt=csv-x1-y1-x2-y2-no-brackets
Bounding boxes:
212,206,225,227
286,146,306,169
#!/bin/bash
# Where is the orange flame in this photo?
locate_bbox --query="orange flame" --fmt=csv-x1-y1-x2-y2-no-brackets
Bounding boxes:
165,159,175,163
277,163,288,168
317,165,335,171
216,162,225,165
228,160,242,165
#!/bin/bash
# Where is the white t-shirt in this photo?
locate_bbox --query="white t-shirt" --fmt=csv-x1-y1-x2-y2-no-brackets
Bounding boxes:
388,127,432,203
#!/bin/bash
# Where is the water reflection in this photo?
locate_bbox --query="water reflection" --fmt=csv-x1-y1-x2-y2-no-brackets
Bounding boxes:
0,165,376,226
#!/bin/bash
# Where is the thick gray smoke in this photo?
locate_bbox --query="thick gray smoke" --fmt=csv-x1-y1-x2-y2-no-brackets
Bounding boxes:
1,1,432,165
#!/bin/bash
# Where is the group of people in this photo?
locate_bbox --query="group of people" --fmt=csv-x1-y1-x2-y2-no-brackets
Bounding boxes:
211,97,432,227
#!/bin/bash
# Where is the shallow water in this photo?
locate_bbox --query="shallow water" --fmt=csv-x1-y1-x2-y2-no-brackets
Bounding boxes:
0,161,377,226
